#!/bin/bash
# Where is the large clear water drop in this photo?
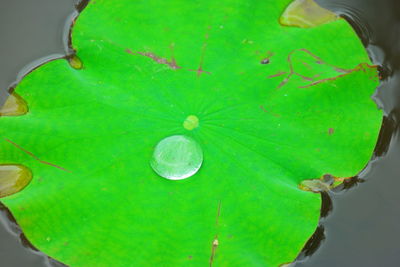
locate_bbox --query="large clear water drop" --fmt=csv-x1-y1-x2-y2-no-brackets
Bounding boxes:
151,135,203,180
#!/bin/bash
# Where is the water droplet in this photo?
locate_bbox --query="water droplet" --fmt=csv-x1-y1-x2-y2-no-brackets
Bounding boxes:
183,115,199,130
151,135,203,180
0,93,28,116
0,164,33,198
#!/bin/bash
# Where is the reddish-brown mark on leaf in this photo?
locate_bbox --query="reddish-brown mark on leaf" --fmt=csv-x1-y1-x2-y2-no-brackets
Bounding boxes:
209,201,221,267
299,63,377,88
189,29,212,77
302,61,313,69
260,105,281,118
4,138,71,173
168,43,181,69
189,42,211,77
328,128,335,135
270,48,353,89
267,71,287,78
126,45,182,70
260,105,268,113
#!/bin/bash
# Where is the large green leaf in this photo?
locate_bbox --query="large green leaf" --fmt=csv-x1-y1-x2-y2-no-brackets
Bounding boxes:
0,0,381,266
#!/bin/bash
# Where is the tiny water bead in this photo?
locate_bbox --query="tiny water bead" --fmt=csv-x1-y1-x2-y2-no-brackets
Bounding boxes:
0,164,33,198
183,115,199,131
151,135,203,180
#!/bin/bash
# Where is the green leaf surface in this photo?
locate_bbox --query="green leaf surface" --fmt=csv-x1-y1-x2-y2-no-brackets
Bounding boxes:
0,0,381,266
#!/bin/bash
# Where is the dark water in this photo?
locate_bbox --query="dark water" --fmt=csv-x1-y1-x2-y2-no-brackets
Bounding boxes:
0,0,399,266
293,1,400,266
0,0,77,266
294,136,400,266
